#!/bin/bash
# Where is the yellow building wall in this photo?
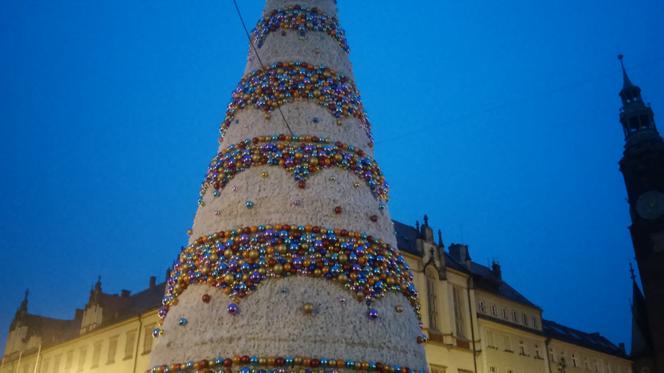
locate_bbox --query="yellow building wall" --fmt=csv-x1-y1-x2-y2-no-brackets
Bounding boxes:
547,338,632,373
477,318,550,373
0,311,159,373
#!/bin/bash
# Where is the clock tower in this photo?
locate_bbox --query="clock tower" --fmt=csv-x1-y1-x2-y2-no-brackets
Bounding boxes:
617,55,664,373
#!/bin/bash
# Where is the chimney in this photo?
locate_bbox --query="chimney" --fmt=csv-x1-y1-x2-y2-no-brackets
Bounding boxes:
491,260,502,280
120,290,131,298
149,276,157,289
449,243,472,269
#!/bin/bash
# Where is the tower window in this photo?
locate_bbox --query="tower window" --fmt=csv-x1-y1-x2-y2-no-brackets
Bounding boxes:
640,115,651,128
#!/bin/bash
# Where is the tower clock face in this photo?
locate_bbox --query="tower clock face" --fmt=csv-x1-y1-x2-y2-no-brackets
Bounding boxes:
636,191,664,220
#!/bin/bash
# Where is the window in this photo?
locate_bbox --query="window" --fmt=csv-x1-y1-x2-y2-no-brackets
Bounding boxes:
512,310,518,322
534,344,542,358
491,304,498,317
426,269,439,331
124,330,137,359
478,300,486,313
107,336,118,364
452,286,466,339
504,335,512,352
78,346,87,372
532,316,538,329
489,367,497,373
430,364,447,373
502,308,508,319
519,340,527,356
41,358,50,373
91,341,102,368
143,324,156,354
572,353,578,367
53,354,62,373
486,330,496,348
65,350,73,372
522,312,528,326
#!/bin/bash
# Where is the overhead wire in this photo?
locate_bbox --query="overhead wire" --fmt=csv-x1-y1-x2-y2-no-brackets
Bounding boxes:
231,0,295,136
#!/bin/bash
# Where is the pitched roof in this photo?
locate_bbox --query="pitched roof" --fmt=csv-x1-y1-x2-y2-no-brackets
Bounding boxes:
543,319,628,358
468,261,539,309
20,314,80,347
92,283,166,326
392,219,538,309
393,220,420,256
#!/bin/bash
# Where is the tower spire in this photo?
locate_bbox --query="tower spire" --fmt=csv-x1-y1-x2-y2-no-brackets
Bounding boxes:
617,55,659,142
618,54,635,90
19,289,29,313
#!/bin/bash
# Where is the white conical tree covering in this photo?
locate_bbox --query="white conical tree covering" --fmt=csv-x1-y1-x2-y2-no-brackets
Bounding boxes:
150,1,427,371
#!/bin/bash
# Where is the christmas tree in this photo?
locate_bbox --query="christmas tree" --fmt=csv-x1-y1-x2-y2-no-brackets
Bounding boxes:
150,1,427,371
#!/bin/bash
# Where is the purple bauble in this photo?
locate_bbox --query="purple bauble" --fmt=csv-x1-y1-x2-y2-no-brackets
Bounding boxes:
227,303,239,315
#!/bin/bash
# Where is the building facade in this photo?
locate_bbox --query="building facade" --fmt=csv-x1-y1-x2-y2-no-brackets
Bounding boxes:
617,55,664,373
0,218,632,373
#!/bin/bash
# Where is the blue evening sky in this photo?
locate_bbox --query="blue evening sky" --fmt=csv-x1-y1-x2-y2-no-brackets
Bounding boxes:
1,0,662,352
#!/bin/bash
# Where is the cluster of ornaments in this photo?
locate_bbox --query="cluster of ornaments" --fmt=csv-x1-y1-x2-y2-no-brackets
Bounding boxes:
158,224,420,322
252,5,350,53
219,62,372,145
148,355,424,373
199,135,388,205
